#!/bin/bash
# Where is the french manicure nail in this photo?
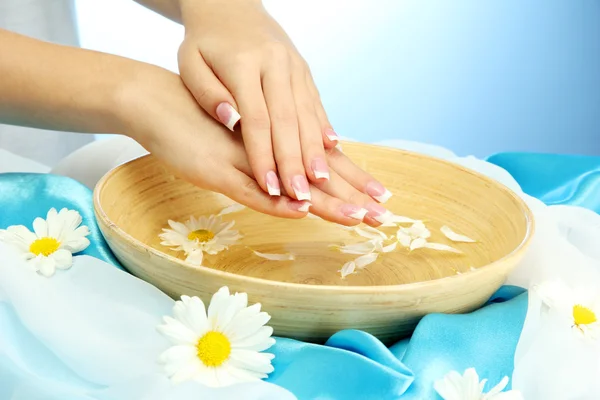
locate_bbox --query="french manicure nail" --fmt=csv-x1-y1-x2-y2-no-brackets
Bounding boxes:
341,204,368,220
289,201,312,212
365,203,393,223
325,128,339,142
311,158,330,180
291,175,311,201
216,102,241,131
265,171,280,196
366,181,393,203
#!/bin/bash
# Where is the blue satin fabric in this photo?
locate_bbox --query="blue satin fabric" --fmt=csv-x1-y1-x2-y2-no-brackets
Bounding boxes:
1,151,600,399
488,152,600,213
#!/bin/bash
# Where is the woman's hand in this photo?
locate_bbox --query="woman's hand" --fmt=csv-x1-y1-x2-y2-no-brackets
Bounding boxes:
176,0,391,206
115,66,391,227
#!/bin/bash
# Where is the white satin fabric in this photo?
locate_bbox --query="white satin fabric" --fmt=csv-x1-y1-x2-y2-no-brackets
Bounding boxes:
1,137,599,399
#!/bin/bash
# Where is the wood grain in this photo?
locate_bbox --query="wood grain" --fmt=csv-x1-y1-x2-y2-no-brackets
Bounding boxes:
93,142,534,344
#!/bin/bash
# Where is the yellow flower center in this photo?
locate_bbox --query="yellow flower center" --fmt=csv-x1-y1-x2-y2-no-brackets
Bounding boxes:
196,331,231,367
188,229,215,243
29,237,60,256
573,304,597,327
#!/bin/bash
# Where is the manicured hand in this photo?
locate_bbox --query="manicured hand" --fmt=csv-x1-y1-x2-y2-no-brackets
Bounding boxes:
177,0,341,200
117,66,391,227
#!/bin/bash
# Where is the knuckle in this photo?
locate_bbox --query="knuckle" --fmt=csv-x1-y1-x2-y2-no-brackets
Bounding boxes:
192,85,214,104
348,191,370,206
241,179,262,198
232,51,256,66
264,42,291,64
245,113,271,131
270,111,297,128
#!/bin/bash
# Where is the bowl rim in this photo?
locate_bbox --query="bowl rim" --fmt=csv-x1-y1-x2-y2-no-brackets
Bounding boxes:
93,142,535,294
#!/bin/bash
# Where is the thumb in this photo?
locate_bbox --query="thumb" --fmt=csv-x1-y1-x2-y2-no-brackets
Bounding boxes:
178,44,241,131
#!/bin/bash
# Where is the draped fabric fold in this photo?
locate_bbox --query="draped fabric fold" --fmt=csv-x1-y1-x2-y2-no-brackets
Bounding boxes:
1,148,600,399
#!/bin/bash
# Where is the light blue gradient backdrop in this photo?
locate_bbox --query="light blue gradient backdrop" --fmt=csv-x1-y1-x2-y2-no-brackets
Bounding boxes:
77,1,600,157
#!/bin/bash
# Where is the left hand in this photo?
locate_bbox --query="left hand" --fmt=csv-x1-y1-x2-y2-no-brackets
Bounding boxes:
177,0,391,207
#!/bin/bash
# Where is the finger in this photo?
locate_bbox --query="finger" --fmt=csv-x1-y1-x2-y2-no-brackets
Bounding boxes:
327,147,393,204
312,168,390,227
227,64,280,197
178,42,241,131
217,168,311,218
304,66,339,148
306,185,368,226
291,68,331,184
261,53,312,201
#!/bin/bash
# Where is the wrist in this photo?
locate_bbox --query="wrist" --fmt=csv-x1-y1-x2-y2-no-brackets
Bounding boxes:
179,0,263,27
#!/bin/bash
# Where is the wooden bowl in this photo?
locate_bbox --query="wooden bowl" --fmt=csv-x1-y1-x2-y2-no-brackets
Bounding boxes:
93,142,534,344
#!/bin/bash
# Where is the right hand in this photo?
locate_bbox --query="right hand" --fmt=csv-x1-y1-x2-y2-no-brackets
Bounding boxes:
114,66,392,227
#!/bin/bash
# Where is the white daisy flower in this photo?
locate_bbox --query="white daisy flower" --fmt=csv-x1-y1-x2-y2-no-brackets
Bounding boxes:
157,287,275,388
434,368,523,400
0,208,90,277
534,280,600,339
159,215,243,265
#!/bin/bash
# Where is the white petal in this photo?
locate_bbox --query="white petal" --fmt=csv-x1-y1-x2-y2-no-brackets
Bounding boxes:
52,249,73,269
35,256,56,277
231,326,275,352
173,296,208,335
168,220,191,235
57,208,83,231
334,240,378,255
185,249,204,266
157,316,198,345
170,358,203,384
423,242,463,253
1,225,36,250
441,225,476,243
409,237,428,251
463,368,483,398
193,364,220,387
229,349,275,374
32,217,48,238
354,253,378,269
339,261,356,278
396,231,412,248
251,250,295,261
223,363,267,383
217,203,246,216
410,221,431,239
533,280,572,310
159,230,188,248
46,208,62,239
382,241,397,253
61,237,90,253
226,310,271,343
214,292,249,332
223,303,264,340
353,226,387,240
158,344,197,365
485,376,509,397
434,370,464,400
207,287,231,327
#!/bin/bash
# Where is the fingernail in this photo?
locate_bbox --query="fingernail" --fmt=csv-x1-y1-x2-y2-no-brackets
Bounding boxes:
325,128,339,142
216,102,241,131
291,175,311,201
289,201,311,212
311,158,330,180
365,203,392,223
341,204,368,220
366,181,392,203
265,171,280,196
